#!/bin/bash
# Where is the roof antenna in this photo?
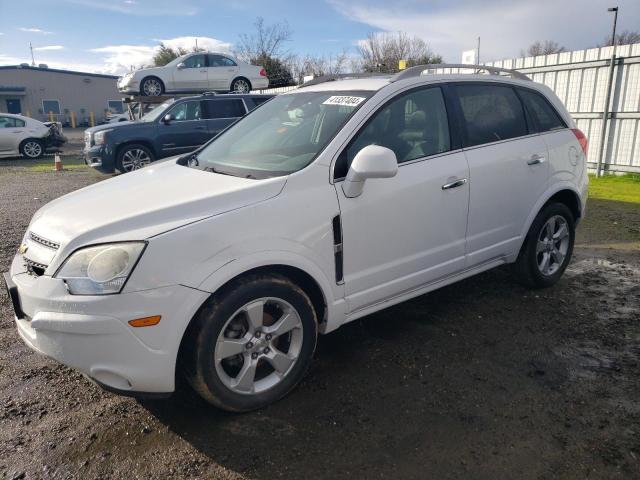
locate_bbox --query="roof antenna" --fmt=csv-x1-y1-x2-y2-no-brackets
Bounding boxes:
29,42,36,66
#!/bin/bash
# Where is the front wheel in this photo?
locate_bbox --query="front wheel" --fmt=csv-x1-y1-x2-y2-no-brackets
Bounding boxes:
140,77,164,96
183,274,317,412
230,77,251,93
513,202,575,288
20,139,44,159
116,144,154,173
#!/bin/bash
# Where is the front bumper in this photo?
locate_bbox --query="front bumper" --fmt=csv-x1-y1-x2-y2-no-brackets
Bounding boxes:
118,77,138,94
4,255,209,394
84,144,116,173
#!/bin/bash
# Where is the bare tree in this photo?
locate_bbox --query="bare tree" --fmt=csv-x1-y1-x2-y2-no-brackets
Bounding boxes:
601,30,640,46
235,17,295,87
356,32,442,73
236,17,292,62
288,49,350,83
521,40,566,57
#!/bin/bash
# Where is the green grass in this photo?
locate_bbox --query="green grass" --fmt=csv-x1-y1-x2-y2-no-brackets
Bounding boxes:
588,173,640,204
26,155,88,172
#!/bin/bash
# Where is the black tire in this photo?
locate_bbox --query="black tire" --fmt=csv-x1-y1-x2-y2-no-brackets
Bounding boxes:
230,77,252,93
140,77,164,96
182,274,318,412
513,202,575,289
116,144,154,173
20,138,44,159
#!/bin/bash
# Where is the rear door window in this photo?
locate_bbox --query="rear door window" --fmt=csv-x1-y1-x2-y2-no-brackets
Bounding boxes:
518,89,566,132
454,84,528,147
206,99,247,119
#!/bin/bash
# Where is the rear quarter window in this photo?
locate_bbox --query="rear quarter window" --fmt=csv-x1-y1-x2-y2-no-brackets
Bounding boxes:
207,99,246,119
518,89,566,132
454,84,528,147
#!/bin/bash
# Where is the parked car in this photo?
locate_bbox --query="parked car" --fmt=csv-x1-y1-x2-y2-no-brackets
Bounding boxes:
0,113,67,159
4,67,588,412
84,93,273,173
118,52,269,96
103,104,156,124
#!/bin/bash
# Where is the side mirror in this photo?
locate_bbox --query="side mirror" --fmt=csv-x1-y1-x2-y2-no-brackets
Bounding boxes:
162,113,174,124
342,145,398,198
176,62,186,70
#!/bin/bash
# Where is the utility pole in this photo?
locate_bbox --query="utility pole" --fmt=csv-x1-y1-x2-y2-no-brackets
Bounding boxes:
195,38,198,51
29,42,36,66
595,6,619,177
476,36,481,65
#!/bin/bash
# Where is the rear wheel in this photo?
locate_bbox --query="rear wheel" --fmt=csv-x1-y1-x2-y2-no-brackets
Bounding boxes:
183,274,317,412
230,77,251,93
141,77,164,96
514,202,575,288
20,139,44,159
116,144,154,173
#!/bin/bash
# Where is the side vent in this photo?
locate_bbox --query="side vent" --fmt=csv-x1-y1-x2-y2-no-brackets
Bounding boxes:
332,215,344,283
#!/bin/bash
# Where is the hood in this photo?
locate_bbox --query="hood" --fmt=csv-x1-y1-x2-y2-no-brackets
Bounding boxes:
27,159,287,270
86,120,146,134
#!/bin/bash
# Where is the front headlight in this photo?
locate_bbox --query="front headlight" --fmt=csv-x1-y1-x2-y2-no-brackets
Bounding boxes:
93,130,111,145
55,242,146,295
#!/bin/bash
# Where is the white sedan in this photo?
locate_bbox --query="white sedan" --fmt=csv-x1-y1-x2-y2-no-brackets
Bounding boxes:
118,52,269,96
0,113,66,159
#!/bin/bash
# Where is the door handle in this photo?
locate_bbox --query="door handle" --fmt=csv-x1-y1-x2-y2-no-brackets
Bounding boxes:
194,126,206,130
527,154,546,165
441,178,468,190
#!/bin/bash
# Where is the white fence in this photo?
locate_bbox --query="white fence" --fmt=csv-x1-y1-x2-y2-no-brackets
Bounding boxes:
254,44,640,174
486,43,640,173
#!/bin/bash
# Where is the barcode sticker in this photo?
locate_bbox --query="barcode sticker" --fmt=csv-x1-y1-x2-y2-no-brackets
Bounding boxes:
322,96,366,107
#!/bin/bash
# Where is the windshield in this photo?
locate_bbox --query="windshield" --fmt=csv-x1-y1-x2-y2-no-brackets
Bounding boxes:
189,90,373,178
140,100,175,122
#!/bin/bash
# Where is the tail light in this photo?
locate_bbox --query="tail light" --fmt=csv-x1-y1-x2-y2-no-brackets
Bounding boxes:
259,68,267,77
571,128,588,156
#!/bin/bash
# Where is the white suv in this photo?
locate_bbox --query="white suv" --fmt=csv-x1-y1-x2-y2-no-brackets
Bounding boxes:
4,66,588,411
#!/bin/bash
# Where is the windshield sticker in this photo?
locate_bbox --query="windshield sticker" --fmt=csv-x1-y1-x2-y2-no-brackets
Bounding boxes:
322,96,366,107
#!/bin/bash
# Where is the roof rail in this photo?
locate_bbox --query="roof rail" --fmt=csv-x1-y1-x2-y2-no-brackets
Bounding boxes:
393,64,531,82
300,72,392,88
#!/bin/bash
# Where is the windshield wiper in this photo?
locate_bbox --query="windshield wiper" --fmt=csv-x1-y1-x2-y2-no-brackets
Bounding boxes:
204,166,237,177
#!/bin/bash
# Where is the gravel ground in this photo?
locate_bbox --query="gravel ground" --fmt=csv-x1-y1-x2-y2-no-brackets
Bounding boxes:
1,164,639,480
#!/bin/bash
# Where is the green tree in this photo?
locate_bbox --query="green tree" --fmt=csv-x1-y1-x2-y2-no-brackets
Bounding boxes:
153,44,189,66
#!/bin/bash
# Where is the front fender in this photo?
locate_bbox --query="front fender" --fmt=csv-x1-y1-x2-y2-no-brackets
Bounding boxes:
197,249,346,333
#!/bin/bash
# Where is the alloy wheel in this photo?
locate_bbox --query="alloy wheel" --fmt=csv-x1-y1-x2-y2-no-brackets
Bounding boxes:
232,79,250,93
536,215,570,276
142,79,162,96
214,297,303,395
121,148,151,171
23,141,42,158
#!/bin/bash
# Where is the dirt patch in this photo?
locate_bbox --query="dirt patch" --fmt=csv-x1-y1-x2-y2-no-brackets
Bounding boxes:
1,170,639,479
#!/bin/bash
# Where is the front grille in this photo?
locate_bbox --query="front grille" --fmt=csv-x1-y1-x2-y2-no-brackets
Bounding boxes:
29,231,60,250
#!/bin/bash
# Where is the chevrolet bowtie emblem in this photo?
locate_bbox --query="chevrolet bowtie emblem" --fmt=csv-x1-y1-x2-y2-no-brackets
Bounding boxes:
18,243,28,254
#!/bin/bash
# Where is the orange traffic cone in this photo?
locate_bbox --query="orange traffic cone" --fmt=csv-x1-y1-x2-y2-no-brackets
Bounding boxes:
54,153,63,171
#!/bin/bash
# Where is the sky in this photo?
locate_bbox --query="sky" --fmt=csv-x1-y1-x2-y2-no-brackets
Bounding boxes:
0,0,639,75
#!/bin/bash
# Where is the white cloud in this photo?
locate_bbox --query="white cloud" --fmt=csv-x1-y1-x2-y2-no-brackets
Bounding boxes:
329,0,640,62
34,45,65,51
65,0,198,16
88,36,232,74
19,27,53,35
